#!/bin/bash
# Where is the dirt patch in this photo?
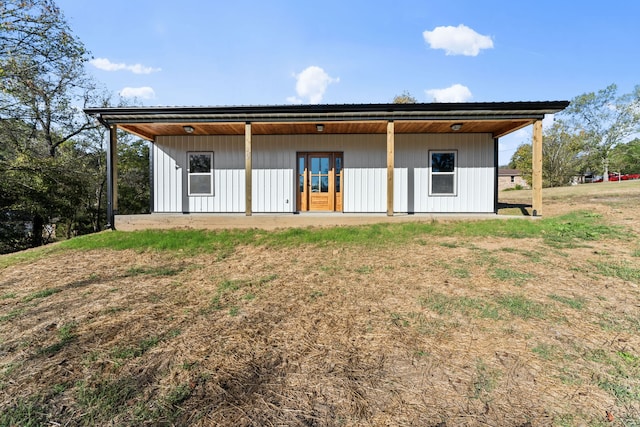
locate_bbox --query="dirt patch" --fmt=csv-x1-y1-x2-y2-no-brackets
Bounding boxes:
1,193,640,426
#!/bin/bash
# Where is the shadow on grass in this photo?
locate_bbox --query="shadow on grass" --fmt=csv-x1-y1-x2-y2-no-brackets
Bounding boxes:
497,202,532,216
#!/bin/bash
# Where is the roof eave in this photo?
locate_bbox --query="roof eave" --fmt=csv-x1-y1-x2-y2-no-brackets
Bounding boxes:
84,101,570,126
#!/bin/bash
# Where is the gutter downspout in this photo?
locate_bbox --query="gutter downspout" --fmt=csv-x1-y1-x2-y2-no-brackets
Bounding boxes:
88,114,117,230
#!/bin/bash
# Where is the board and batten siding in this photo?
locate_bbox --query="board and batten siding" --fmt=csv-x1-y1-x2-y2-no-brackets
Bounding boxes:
395,133,495,213
253,134,391,213
153,135,245,213
152,132,494,214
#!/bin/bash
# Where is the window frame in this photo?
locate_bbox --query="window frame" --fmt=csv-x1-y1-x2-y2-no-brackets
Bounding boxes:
429,150,458,197
187,151,214,196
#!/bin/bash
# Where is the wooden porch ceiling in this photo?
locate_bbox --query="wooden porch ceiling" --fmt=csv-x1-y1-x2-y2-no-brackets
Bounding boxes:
120,119,535,141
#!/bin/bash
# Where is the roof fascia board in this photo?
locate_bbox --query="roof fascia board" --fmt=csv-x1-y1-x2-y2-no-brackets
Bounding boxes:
94,112,549,125
84,101,569,116
85,102,568,123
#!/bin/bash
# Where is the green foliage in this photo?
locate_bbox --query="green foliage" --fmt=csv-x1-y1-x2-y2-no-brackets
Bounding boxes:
542,120,584,187
510,84,640,183
76,377,138,421
0,308,24,322
502,184,525,192
470,359,500,400
509,121,583,188
23,288,60,302
202,274,277,314
597,380,640,403
53,210,626,256
117,138,150,215
452,267,470,278
495,294,547,319
532,343,561,360
355,265,374,274
111,336,161,361
125,266,183,277
548,294,586,310
0,396,47,427
0,1,154,253
509,143,532,186
0,0,114,251
540,211,624,247
564,84,640,178
39,322,77,356
591,260,640,284
309,290,324,301
491,268,534,286
419,292,500,319
165,383,191,407
610,138,640,174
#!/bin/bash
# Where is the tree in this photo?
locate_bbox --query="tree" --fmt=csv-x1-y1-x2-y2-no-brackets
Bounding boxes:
393,91,418,104
117,136,150,215
1,0,108,249
564,84,640,181
1,0,102,157
609,138,640,174
541,121,583,187
508,120,583,187
509,143,532,185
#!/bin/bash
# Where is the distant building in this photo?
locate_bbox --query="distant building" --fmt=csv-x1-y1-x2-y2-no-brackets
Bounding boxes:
499,169,529,191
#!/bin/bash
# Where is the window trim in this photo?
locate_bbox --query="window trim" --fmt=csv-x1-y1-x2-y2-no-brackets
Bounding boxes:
429,149,457,196
187,151,214,196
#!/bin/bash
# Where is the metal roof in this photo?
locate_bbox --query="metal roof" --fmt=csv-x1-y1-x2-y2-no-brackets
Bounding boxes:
86,101,569,122
84,101,569,140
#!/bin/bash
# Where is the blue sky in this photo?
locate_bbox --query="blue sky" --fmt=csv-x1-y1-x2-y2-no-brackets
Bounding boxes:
57,0,640,164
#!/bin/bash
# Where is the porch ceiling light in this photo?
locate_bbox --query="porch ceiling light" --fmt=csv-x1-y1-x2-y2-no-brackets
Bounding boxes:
450,123,463,131
316,124,324,132
183,125,195,133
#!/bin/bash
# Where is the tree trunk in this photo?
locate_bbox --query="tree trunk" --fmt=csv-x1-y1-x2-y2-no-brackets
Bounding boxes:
603,158,609,182
31,214,44,247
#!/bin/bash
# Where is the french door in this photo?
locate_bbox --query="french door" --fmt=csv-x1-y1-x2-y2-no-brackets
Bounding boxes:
297,152,343,212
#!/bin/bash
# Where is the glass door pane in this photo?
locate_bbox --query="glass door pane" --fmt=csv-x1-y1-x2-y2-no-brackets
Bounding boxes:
310,155,330,193
335,156,342,193
298,156,305,193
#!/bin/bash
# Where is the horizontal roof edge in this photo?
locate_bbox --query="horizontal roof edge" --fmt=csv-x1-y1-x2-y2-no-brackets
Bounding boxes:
85,101,570,123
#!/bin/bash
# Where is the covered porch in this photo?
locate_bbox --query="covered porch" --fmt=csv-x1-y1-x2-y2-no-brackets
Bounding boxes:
85,102,569,229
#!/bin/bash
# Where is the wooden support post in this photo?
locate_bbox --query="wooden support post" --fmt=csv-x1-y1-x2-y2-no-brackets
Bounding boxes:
106,125,118,229
245,122,252,216
532,119,543,216
387,121,395,216
112,127,118,213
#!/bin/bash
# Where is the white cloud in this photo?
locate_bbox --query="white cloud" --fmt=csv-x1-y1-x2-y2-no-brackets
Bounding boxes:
425,84,472,102
289,66,339,104
119,86,156,99
90,57,161,74
423,24,493,56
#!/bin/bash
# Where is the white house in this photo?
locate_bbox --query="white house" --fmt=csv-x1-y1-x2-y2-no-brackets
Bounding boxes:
84,102,568,228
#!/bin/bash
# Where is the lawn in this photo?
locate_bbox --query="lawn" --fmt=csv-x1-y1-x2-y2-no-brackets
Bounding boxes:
1,182,639,426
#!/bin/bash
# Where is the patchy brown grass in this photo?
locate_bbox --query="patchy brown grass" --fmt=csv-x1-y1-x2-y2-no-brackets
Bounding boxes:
1,183,640,426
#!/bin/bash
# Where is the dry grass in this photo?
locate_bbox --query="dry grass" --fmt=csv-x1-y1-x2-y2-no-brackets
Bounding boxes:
1,182,639,426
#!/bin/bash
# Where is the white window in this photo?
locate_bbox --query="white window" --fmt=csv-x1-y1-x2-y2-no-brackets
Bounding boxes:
188,152,213,196
429,150,457,196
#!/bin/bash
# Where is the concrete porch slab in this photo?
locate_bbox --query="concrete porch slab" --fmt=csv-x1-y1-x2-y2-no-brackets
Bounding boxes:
114,212,529,231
